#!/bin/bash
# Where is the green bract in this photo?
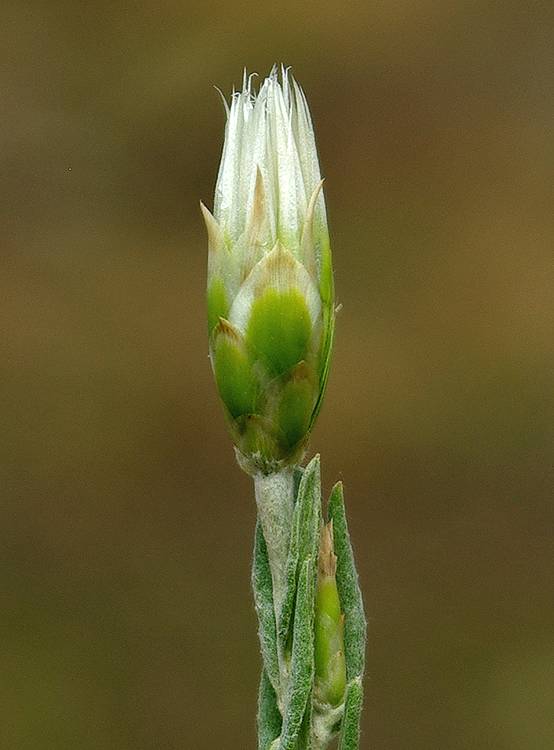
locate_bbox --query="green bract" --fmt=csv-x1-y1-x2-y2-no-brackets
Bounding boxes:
202,68,334,475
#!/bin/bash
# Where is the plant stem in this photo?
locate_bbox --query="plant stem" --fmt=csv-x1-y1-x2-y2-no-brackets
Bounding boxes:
253,468,295,629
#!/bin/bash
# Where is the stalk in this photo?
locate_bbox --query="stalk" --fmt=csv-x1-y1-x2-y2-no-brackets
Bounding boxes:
254,469,295,706
254,470,295,629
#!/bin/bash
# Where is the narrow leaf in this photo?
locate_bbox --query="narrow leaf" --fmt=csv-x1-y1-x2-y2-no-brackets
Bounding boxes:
297,692,313,750
338,678,363,750
258,669,283,750
252,521,280,692
279,455,322,647
279,558,316,750
297,456,322,570
328,482,366,681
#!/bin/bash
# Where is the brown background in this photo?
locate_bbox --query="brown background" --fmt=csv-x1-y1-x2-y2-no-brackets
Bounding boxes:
3,1,553,748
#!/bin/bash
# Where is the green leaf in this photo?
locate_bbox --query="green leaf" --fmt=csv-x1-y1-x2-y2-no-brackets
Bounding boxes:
338,678,363,750
328,482,366,681
252,521,280,692
258,669,282,750
279,558,316,750
279,455,322,648
297,692,313,750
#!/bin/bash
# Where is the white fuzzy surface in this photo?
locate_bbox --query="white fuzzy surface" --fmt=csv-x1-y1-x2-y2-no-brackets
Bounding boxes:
254,469,295,626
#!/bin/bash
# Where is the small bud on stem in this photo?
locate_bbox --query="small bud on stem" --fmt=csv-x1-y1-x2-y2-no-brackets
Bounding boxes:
314,522,347,707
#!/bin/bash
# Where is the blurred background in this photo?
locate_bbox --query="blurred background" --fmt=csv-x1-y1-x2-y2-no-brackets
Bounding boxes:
2,1,553,748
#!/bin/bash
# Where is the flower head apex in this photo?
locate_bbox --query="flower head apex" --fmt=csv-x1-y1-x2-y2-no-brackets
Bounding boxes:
214,65,328,256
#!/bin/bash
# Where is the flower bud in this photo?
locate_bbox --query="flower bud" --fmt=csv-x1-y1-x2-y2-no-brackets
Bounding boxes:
202,67,334,475
314,521,347,707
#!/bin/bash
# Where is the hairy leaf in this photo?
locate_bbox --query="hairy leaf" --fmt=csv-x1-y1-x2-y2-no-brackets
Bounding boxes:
258,669,283,750
279,455,322,647
252,520,280,691
297,692,313,750
338,678,363,750
279,559,315,750
328,482,366,681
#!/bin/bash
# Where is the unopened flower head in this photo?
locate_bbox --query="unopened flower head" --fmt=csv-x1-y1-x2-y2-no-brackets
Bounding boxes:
202,67,334,475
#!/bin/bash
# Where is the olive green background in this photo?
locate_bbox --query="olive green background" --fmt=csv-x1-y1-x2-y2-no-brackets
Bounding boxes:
3,1,553,748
